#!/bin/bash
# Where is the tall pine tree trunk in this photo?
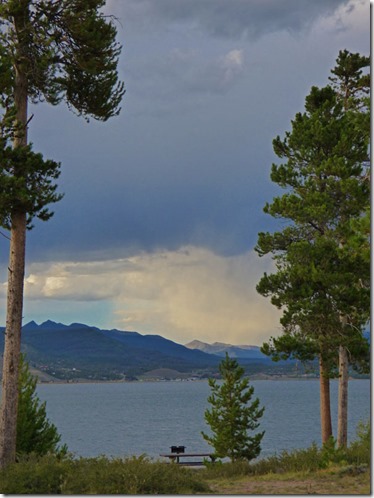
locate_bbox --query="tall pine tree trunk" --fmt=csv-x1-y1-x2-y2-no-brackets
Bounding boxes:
0,212,27,467
337,344,349,448
336,311,349,448
0,59,28,468
319,356,333,444
0,0,124,467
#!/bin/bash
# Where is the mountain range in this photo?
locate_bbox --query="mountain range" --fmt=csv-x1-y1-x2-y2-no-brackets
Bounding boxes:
185,340,266,359
1,320,368,381
0,320,277,381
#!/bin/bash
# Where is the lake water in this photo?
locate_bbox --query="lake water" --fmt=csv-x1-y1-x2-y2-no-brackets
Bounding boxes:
35,379,370,460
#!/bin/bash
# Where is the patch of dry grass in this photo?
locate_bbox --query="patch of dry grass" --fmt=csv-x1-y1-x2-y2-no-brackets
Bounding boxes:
206,467,370,495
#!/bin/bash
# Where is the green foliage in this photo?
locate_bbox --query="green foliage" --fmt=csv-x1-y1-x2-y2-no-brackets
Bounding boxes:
16,354,66,457
0,0,125,230
319,437,347,468
61,455,208,495
0,453,69,494
329,49,370,112
344,420,370,465
0,0,125,121
0,454,209,494
202,353,265,462
202,420,370,479
261,331,318,363
0,140,63,229
256,50,370,374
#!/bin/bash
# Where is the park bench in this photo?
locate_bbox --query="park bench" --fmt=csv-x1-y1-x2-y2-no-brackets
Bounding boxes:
159,445,216,466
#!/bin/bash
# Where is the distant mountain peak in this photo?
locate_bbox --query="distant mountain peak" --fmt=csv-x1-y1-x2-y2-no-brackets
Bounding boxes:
185,340,207,349
22,320,67,330
185,339,266,360
40,320,68,329
23,320,97,331
23,320,39,330
68,322,94,330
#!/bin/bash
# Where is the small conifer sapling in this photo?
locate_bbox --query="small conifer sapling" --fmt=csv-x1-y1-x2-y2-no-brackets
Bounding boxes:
16,354,66,457
202,353,265,462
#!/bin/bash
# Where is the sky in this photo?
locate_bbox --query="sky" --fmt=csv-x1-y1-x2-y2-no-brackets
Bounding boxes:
0,0,370,346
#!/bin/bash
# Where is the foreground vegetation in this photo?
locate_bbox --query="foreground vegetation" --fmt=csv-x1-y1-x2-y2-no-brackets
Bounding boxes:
203,423,370,495
0,422,369,494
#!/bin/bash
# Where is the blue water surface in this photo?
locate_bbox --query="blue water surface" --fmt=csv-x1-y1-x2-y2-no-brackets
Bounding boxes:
36,379,370,459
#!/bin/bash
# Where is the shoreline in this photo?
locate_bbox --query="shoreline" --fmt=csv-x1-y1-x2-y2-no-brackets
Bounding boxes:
34,375,369,385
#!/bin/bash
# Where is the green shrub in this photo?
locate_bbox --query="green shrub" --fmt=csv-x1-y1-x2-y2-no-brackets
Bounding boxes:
245,444,324,475
203,421,371,480
319,437,348,468
338,464,369,477
202,445,324,479
61,455,209,494
345,420,370,466
0,453,70,494
0,454,209,495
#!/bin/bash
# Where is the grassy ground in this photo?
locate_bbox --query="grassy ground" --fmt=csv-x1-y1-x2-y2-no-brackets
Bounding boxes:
198,423,371,495
205,467,370,495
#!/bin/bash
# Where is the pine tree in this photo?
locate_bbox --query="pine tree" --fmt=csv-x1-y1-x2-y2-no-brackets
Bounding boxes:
16,354,66,456
329,49,370,448
202,354,264,462
256,50,370,446
0,0,125,467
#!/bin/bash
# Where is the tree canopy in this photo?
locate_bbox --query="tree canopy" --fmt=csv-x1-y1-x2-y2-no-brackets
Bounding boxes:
0,0,125,121
202,354,264,462
256,51,370,372
255,50,370,444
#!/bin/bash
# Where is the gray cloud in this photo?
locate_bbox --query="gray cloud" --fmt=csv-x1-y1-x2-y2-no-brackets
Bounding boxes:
11,0,367,267
126,48,246,103
114,0,351,39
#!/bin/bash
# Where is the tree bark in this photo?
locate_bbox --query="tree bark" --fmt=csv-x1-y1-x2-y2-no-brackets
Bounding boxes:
319,356,333,445
337,344,349,448
0,212,27,467
0,47,28,468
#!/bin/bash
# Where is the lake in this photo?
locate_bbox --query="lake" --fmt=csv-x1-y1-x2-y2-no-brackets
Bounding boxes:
35,379,370,460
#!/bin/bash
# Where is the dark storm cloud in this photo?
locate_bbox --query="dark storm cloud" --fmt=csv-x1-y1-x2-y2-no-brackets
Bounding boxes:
26,145,274,262
13,0,367,265
117,0,352,39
